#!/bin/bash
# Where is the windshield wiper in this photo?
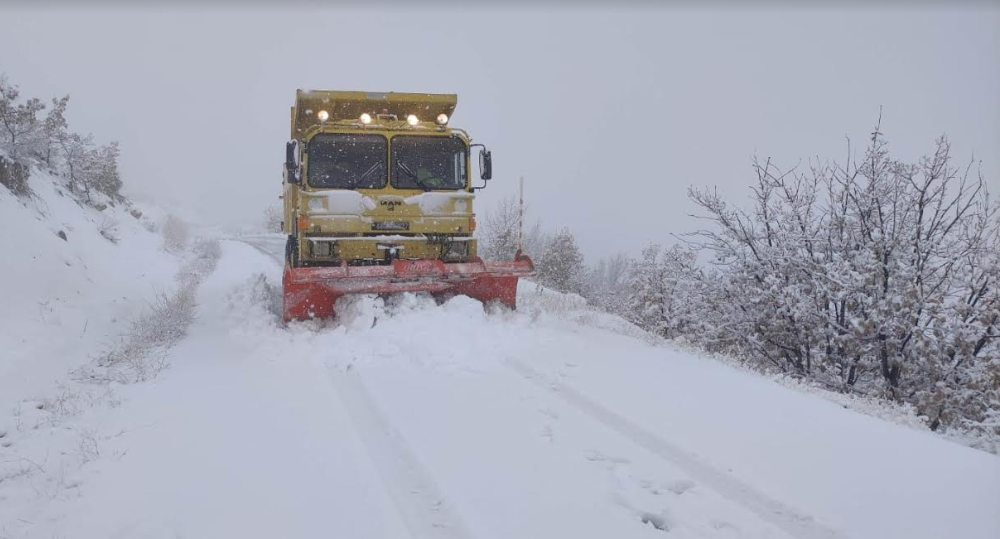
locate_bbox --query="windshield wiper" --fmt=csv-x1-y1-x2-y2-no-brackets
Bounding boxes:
357,162,382,187
397,162,432,192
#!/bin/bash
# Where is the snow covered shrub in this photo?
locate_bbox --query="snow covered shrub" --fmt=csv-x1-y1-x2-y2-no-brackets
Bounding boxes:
59,134,123,205
262,203,282,233
537,228,585,294
0,154,30,195
480,195,520,262
628,124,999,441
97,216,120,243
479,195,549,262
162,214,189,253
96,287,194,381
581,252,631,314
140,216,159,233
96,239,220,382
624,244,703,339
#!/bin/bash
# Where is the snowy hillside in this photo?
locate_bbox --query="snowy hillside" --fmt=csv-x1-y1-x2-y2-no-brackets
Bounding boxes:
2,227,998,538
0,170,182,417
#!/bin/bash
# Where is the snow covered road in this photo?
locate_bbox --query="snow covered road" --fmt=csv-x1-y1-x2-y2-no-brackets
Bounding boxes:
4,237,999,538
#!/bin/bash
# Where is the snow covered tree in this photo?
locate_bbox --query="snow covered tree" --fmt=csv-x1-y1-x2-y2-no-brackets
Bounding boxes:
625,245,670,333
89,141,123,201
38,95,69,166
521,219,550,263
537,228,585,294
480,195,551,265
679,123,999,437
0,75,42,194
624,244,703,339
584,252,631,313
263,203,283,232
0,73,124,203
57,131,122,205
58,132,96,201
480,195,520,261
0,75,45,164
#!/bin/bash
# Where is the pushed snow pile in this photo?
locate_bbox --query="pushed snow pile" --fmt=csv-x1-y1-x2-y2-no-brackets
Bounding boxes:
225,280,504,374
518,279,662,344
222,270,653,376
334,292,491,332
518,279,589,312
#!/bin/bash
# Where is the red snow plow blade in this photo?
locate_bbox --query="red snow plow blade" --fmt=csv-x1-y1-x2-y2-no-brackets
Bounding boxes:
282,253,534,322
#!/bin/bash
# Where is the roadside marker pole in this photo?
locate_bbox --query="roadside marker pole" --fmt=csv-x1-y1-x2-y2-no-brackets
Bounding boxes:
518,176,524,252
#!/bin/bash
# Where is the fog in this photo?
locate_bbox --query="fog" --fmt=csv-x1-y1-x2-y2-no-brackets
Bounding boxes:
2,5,997,258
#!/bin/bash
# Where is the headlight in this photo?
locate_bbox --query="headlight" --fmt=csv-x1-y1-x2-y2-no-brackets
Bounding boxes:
436,113,449,125
317,110,329,121
443,241,468,260
406,114,419,126
313,241,332,258
307,198,324,212
359,113,372,124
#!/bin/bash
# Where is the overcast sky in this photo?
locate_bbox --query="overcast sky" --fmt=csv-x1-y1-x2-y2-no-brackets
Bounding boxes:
2,5,997,259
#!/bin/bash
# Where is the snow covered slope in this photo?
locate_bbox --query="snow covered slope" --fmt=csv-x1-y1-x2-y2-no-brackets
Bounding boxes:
0,174,180,420
2,233,998,539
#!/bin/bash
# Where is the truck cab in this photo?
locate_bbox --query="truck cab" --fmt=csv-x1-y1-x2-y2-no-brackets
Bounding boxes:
282,90,492,268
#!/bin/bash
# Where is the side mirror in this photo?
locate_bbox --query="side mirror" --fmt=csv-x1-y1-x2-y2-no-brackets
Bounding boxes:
479,148,492,181
285,140,301,184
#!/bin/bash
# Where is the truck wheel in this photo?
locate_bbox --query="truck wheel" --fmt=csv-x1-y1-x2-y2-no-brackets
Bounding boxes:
285,235,299,267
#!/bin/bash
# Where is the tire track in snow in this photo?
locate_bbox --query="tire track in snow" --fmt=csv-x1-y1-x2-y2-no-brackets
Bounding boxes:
240,236,473,537
327,367,475,539
504,358,847,539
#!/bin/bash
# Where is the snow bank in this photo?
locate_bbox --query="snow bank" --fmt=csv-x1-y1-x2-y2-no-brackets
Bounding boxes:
518,279,664,345
0,172,191,536
0,174,181,417
523,281,999,454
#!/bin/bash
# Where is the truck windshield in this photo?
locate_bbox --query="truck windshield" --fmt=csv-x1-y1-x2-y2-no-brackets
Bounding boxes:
307,134,387,189
391,136,467,190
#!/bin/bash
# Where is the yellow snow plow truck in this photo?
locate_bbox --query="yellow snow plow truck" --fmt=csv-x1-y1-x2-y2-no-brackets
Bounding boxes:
281,90,534,321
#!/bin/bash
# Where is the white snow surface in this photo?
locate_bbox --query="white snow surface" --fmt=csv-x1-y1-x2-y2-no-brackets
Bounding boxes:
1,229,998,539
